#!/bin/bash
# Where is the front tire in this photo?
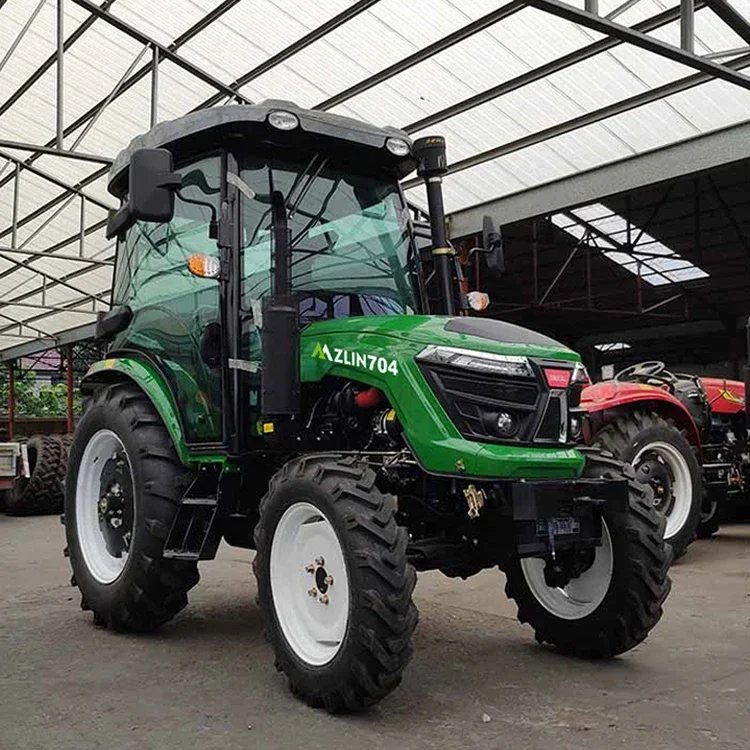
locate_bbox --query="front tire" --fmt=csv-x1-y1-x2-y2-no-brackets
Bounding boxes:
253,455,418,712
65,382,199,632
504,449,672,658
592,410,701,558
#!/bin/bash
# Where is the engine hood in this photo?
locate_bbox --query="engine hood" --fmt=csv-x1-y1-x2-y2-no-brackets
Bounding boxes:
303,315,579,362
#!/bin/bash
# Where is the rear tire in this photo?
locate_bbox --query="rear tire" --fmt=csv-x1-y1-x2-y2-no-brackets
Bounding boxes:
696,493,722,539
504,449,672,658
65,382,199,632
253,454,418,712
592,410,701,558
5,434,64,516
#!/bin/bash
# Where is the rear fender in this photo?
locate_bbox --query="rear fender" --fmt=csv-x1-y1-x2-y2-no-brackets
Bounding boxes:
581,380,702,448
82,357,192,465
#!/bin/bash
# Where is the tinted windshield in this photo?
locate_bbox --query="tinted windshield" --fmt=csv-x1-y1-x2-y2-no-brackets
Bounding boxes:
240,152,419,320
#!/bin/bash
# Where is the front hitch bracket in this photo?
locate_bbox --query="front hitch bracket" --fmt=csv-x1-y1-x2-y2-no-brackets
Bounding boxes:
509,478,628,557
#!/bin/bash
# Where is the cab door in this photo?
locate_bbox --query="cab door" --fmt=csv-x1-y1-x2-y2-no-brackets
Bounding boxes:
111,154,224,445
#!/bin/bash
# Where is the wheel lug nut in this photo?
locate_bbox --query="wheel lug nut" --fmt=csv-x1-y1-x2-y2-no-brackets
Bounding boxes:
307,588,317,598
315,556,325,566
305,564,315,573
325,575,334,587
319,594,329,605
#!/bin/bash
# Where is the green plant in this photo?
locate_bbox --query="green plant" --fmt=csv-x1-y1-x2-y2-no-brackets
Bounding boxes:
0,366,82,417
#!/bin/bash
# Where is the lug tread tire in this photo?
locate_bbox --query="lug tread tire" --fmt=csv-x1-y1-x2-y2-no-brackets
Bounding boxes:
696,499,722,539
65,382,199,632
592,410,701,558
6,434,64,516
253,454,418,713
504,448,672,659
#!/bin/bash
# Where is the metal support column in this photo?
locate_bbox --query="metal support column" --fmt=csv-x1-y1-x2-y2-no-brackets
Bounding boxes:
11,163,20,248
56,0,65,149
532,219,539,304
681,0,695,53
66,345,74,434
8,360,16,440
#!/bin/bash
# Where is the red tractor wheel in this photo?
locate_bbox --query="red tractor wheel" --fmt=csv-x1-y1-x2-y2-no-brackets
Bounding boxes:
591,411,701,559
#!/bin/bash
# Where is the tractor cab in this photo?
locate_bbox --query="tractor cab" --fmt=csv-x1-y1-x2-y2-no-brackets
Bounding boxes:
102,101,428,450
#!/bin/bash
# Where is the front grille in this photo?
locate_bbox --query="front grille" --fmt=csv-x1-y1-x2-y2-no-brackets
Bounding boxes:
419,358,574,446
536,394,563,442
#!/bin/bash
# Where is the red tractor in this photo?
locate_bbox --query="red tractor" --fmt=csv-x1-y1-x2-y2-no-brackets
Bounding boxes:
694,376,748,537
581,362,750,556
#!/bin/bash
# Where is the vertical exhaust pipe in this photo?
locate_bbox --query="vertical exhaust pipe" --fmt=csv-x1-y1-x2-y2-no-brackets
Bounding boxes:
261,190,300,437
413,136,455,317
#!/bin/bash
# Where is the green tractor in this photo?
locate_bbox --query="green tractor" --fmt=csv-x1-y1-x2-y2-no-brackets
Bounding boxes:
64,101,671,712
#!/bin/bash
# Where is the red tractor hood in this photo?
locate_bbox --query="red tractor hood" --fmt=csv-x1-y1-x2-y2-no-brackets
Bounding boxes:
581,380,702,446
699,377,746,415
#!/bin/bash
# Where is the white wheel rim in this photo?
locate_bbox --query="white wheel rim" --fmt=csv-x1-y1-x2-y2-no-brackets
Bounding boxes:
270,501,351,666
633,440,692,539
76,429,134,585
520,521,613,620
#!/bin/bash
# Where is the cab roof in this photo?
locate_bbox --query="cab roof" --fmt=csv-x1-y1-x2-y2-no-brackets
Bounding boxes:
108,100,416,195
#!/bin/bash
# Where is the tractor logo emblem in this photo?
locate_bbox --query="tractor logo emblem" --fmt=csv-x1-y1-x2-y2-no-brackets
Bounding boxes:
312,342,399,376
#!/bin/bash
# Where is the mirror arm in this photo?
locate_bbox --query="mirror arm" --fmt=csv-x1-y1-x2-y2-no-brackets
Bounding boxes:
175,190,219,239
105,205,133,239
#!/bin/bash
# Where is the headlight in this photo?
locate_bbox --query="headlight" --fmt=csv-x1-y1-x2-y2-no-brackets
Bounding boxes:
268,110,299,131
416,345,532,378
571,362,590,385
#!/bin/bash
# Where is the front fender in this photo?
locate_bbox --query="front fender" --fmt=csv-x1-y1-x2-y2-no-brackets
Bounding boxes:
83,357,196,466
581,380,702,447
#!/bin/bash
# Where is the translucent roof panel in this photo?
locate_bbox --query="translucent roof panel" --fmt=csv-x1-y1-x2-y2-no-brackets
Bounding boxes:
550,204,710,286
2,0,750,352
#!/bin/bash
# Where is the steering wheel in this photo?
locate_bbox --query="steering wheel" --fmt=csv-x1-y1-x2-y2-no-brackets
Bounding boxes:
614,360,680,392
615,361,666,381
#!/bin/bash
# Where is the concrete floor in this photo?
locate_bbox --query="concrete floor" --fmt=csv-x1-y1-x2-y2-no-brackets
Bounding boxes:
1,517,748,750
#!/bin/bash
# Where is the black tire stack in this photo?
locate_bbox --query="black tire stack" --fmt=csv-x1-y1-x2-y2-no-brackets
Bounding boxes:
4,434,71,516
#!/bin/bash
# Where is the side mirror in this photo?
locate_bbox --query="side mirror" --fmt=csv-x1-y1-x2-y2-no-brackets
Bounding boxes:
106,148,181,238
469,215,504,275
481,215,505,274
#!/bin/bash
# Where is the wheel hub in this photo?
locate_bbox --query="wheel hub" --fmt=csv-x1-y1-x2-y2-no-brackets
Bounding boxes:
635,455,674,514
305,556,334,603
543,547,597,588
97,452,134,559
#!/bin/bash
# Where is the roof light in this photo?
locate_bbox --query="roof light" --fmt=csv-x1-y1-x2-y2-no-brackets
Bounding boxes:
268,110,299,131
386,137,410,157
187,253,221,279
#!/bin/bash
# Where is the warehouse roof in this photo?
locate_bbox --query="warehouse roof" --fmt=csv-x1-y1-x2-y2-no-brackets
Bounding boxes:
1,0,750,356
